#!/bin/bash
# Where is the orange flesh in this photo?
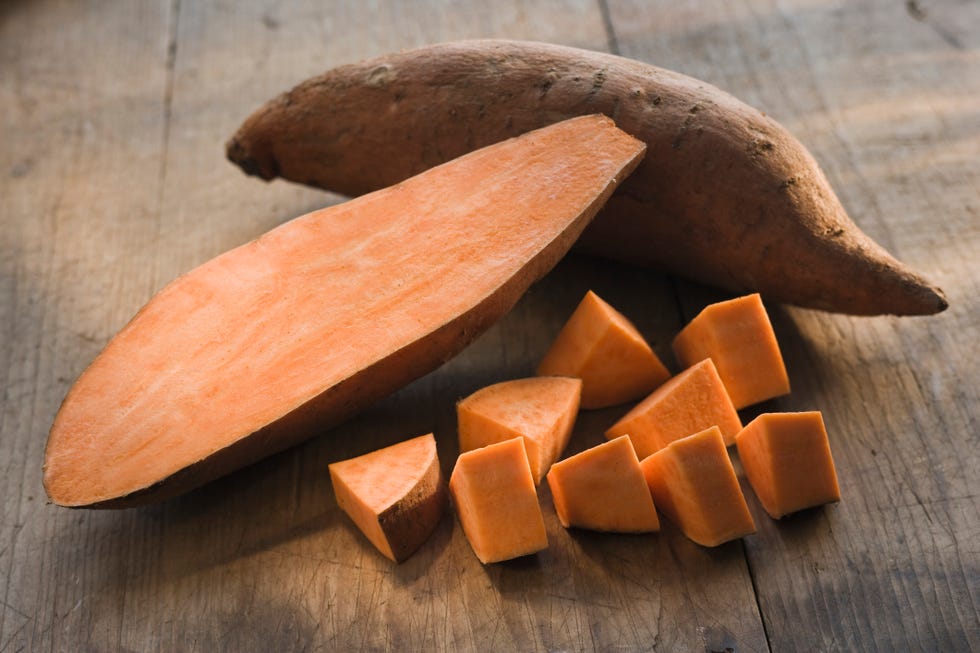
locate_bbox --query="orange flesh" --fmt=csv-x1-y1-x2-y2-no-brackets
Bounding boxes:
537,290,670,409
457,376,581,484
606,359,742,458
735,412,841,519
449,437,548,563
672,293,790,409
640,426,755,547
546,435,659,533
329,433,444,561
44,115,645,506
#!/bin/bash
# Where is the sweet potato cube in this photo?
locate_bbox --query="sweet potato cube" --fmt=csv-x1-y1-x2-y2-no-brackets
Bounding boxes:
328,433,448,563
735,411,841,519
672,293,790,409
640,426,756,547
449,437,548,564
546,435,660,533
606,358,742,458
537,290,670,409
457,376,581,484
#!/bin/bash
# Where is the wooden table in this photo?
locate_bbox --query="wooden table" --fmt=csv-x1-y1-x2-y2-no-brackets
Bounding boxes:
2,1,977,650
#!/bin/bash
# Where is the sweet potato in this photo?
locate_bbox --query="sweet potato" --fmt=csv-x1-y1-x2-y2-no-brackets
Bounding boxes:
640,426,756,547
606,358,742,458
546,435,659,533
450,437,549,564
44,115,646,508
226,39,946,316
672,293,790,409
457,376,581,484
329,433,446,562
735,412,841,519
536,290,670,409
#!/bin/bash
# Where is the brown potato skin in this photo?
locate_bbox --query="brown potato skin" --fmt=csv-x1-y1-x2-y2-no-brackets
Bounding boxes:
379,454,448,563
227,40,946,316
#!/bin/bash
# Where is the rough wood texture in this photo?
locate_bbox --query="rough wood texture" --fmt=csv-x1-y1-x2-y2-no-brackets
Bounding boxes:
1,0,976,651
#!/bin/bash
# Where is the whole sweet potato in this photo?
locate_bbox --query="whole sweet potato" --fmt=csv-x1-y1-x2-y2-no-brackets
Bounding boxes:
227,40,946,316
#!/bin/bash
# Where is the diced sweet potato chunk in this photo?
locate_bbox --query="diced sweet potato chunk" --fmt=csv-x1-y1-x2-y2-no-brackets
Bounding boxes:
547,435,659,533
640,426,756,547
450,438,548,563
329,433,447,562
537,290,670,409
735,411,841,519
457,376,581,484
672,293,790,409
606,358,742,458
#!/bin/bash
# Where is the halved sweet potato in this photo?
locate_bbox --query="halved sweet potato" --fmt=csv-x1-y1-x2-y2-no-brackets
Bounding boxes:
450,437,549,564
537,290,670,409
606,358,742,459
546,435,659,533
457,376,581,484
44,115,646,508
329,433,446,562
640,426,756,547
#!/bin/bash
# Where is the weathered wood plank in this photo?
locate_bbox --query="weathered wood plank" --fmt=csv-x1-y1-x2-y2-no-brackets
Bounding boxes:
606,0,980,649
0,2,177,652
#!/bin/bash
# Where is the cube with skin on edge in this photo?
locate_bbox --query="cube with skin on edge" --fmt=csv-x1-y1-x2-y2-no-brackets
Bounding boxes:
329,433,447,563
735,411,841,519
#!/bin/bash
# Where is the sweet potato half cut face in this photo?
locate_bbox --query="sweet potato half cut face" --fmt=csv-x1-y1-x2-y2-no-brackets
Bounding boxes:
44,115,646,507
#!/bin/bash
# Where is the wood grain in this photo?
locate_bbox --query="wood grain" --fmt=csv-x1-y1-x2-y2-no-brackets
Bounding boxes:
1,2,176,651
1,0,976,651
